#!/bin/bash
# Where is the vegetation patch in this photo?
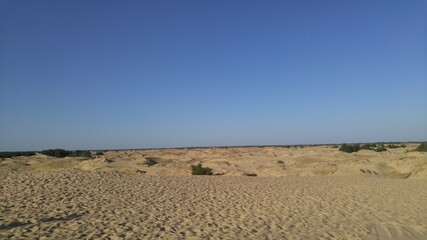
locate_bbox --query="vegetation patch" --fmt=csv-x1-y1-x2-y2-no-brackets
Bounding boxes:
387,144,406,148
374,144,387,152
40,149,92,158
0,151,36,159
340,143,390,153
360,143,377,150
191,163,213,175
339,144,361,153
415,143,427,152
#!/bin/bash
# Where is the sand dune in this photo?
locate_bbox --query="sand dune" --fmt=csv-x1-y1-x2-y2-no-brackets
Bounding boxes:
1,144,426,179
0,145,426,239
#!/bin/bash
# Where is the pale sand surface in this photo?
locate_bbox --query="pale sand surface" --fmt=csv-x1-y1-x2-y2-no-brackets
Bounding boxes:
1,145,426,239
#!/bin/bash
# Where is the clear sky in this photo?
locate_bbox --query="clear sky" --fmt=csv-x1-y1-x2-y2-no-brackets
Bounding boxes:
1,1,426,151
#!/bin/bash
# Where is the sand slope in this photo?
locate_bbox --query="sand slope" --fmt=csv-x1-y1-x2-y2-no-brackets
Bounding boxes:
0,170,426,239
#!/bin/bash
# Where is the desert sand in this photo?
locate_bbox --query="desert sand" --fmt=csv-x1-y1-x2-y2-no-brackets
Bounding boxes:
1,144,426,239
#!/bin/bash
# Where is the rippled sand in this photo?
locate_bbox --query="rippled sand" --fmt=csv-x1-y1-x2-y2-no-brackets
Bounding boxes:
1,169,426,239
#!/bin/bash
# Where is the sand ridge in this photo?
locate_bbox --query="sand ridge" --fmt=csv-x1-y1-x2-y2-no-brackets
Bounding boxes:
1,144,426,179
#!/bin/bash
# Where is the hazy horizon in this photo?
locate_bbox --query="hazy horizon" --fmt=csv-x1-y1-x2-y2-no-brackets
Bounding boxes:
1,1,426,151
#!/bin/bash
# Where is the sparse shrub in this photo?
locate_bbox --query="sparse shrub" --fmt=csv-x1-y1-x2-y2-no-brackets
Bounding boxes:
400,144,407,148
339,144,361,153
191,163,213,175
145,157,159,166
415,143,427,152
0,151,36,158
374,144,387,152
95,151,104,155
360,143,377,150
387,144,401,149
40,149,92,158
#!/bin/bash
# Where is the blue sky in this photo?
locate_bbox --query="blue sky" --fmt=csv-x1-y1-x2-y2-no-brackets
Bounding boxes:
1,1,426,151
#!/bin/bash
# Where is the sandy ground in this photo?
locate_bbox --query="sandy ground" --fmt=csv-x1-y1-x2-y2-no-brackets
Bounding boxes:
1,145,426,239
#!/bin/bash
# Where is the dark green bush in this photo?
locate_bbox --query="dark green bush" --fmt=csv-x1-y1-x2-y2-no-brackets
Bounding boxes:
40,149,92,158
95,151,104,155
415,143,427,152
40,149,69,158
339,144,361,153
387,144,401,149
191,163,213,175
0,151,36,158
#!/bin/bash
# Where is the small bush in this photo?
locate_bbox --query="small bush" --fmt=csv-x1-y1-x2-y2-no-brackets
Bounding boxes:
95,151,104,155
387,144,401,149
0,151,36,159
339,144,361,153
415,143,427,152
191,163,213,175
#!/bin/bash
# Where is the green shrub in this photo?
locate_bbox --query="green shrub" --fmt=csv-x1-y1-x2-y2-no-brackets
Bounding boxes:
95,151,104,155
387,144,401,149
191,163,213,175
0,151,36,158
40,149,92,158
339,144,361,153
415,143,427,152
